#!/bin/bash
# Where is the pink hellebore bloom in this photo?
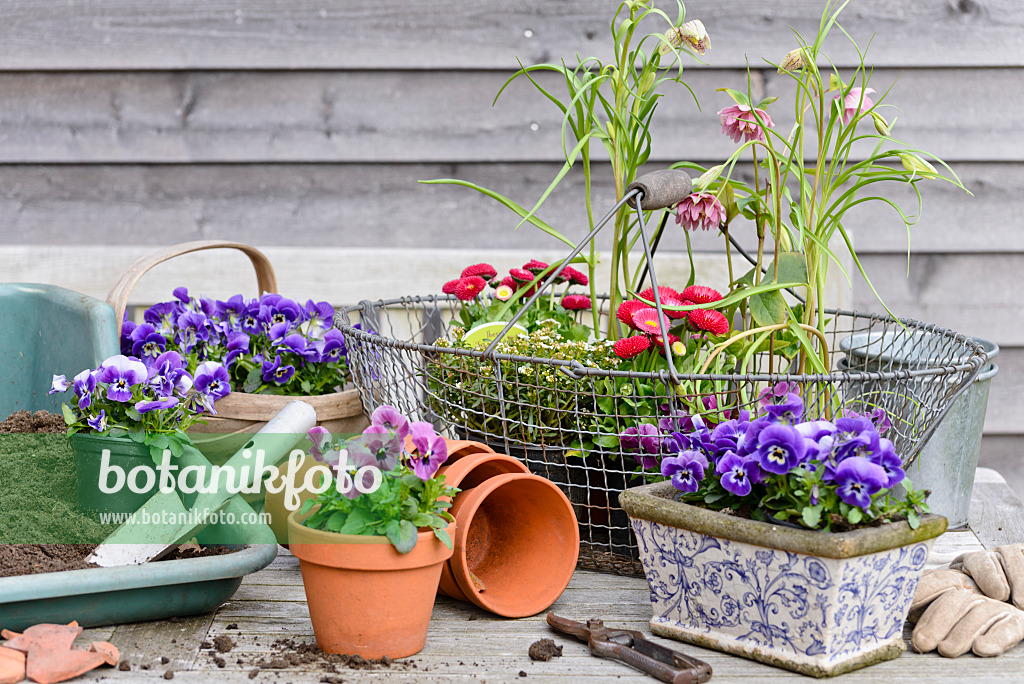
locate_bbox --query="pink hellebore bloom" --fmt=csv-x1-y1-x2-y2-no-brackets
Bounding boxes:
835,87,876,125
718,104,774,144
675,192,726,232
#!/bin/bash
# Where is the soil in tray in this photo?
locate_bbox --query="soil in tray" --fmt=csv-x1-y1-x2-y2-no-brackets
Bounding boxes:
0,544,241,578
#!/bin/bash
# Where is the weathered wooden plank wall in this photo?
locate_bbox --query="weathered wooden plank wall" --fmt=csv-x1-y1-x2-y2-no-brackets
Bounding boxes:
0,0,1017,481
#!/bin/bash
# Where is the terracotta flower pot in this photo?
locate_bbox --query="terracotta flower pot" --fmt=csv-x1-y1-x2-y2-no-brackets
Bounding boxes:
287,511,455,659
435,452,529,600
448,472,579,618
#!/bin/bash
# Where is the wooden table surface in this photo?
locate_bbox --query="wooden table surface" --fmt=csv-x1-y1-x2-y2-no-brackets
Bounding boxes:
71,468,1024,684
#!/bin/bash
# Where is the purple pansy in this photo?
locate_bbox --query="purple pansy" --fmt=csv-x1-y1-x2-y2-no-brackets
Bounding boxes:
283,333,318,362
49,374,69,394
130,323,167,364
147,351,190,397
143,302,180,336
175,311,211,353
173,286,190,304
661,451,707,493
119,320,138,355
318,329,347,364
408,422,448,481
764,392,804,425
262,354,295,386
301,300,335,340
260,297,303,330
87,409,107,432
870,437,905,488
224,332,250,367
755,423,806,474
360,424,401,472
715,452,761,497
97,355,149,403
136,396,180,414
73,369,97,409
306,425,332,462
828,456,888,509
194,362,231,404
370,405,410,440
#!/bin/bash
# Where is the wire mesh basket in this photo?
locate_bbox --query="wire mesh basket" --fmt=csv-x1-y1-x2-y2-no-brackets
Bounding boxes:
336,169,987,576
337,296,986,576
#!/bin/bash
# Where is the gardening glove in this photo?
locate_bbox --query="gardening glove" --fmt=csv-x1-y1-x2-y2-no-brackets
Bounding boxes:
950,544,1024,608
912,590,1024,657
909,568,979,622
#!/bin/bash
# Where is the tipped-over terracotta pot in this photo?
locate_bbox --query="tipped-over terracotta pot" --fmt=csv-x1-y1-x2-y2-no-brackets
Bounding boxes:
449,472,579,617
435,452,529,600
288,510,455,659
406,436,494,463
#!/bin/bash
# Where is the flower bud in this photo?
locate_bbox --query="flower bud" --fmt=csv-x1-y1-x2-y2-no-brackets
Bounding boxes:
899,153,939,179
871,111,891,137
778,48,805,74
659,19,710,56
638,70,655,95
693,164,725,192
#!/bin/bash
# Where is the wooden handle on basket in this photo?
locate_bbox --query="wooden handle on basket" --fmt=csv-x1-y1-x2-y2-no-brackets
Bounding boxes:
105,240,278,333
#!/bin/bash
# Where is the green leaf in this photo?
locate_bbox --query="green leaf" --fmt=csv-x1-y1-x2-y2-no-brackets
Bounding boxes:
243,367,262,394
749,290,788,327
126,407,143,422
907,510,921,529
597,434,619,449
737,252,808,287
412,513,433,528
802,505,822,528
847,507,863,525
60,404,77,425
128,432,148,444
338,507,374,535
388,520,418,554
716,87,750,107
299,498,315,515
326,511,347,532
433,525,453,549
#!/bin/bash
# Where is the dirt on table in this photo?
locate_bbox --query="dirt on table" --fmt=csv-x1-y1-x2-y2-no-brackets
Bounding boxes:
0,543,243,578
528,638,563,661
0,410,66,433
248,638,414,673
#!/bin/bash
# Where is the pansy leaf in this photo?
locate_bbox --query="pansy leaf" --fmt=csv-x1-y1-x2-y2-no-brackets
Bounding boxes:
433,525,453,549
326,511,347,532
61,404,77,425
129,432,148,444
802,504,823,528
243,367,262,394
388,520,418,554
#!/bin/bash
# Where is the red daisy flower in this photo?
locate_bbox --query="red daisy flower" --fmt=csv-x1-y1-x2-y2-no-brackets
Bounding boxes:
614,335,652,359
561,265,589,286
509,268,535,283
460,263,497,281
442,279,461,295
454,276,487,301
631,307,670,335
499,275,519,291
680,285,723,305
689,309,729,336
638,286,681,302
560,294,592,311
652,333,681,354
616,300,648,329
522,259,549,274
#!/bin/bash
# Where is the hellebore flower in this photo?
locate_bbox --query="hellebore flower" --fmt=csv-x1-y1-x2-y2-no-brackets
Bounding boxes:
194,362,231,402
661,452,707,493
461,263,498,281
136,396,179,414
835,87,875,125
360,424,401,472
454,276,487,301
262,355,295,386
371,405,410,440
755,423,806,475
306,425,332,462
675,192,727,232
408,422,447,481
764,392,804,425
613,335,652,360
631,307,670,336
87,410,108,432
49,374,69,394
715,452,761,497
718,104,774,144
98,355,149,403
829,456,888,509
688,309,729,336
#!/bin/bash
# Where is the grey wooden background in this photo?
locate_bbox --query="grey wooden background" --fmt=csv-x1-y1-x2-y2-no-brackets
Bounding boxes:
0,1,1018,488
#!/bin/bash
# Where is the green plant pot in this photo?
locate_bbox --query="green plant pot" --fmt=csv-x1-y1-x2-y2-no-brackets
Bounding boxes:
72,433,156,516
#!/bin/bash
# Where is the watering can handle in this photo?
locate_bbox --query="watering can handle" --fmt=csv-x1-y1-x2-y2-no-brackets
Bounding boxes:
105,240,279,334
626,169,693,211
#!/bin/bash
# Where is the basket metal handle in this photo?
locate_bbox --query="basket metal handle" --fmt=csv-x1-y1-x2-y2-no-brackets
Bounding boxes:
481,169,693,385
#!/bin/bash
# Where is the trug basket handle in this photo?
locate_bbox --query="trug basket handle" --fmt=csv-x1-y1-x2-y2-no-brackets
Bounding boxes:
106,240,278,333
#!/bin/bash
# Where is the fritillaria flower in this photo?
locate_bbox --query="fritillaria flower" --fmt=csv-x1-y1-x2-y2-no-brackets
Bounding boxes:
408,422,448,481
675,192,727,232
835,87,875,125
659,19,710,56
371,405,411,440
717,104,774,144
97,355,148,403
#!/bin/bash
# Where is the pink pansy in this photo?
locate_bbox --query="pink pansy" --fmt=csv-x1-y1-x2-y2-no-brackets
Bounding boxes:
835,87,876,125
675,192,727,232
718,104,774,144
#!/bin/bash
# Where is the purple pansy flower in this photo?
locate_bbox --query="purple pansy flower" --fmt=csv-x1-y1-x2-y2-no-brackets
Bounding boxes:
408,422,447,481
661,451,707,493
239,301,262,335
283,333,318,362
215,295,248,332
224,332,250,367
828,456,888,509
143,302,180,335
658,410,694,434
260,297,303,330
194,362,231,403
370,405,410,440
147,351,190,397
755,423,806,474
49,374,69,394
136,396,180,414
306,426,332,462
715,452,761,497
262,355,295,386
119,320,138,355
97,355,149,403
130,323,167,364
173,286,190,304
87,409,107,432
764,392,804,425
869,437,905,488
301,300,335,340
175,311,211,353
360,424,401,471
73,369,97,409
318,329,347,364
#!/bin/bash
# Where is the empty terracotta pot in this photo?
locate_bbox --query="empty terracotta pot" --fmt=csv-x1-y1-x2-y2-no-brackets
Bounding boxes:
435,452,529,600
449,472,579,618
288,511,455,659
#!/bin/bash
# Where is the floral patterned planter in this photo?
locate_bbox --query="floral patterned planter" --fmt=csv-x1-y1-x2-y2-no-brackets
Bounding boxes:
620,481,947,677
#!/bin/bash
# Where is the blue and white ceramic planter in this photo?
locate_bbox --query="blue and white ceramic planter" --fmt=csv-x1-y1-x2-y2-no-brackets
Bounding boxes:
620,481,947,677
